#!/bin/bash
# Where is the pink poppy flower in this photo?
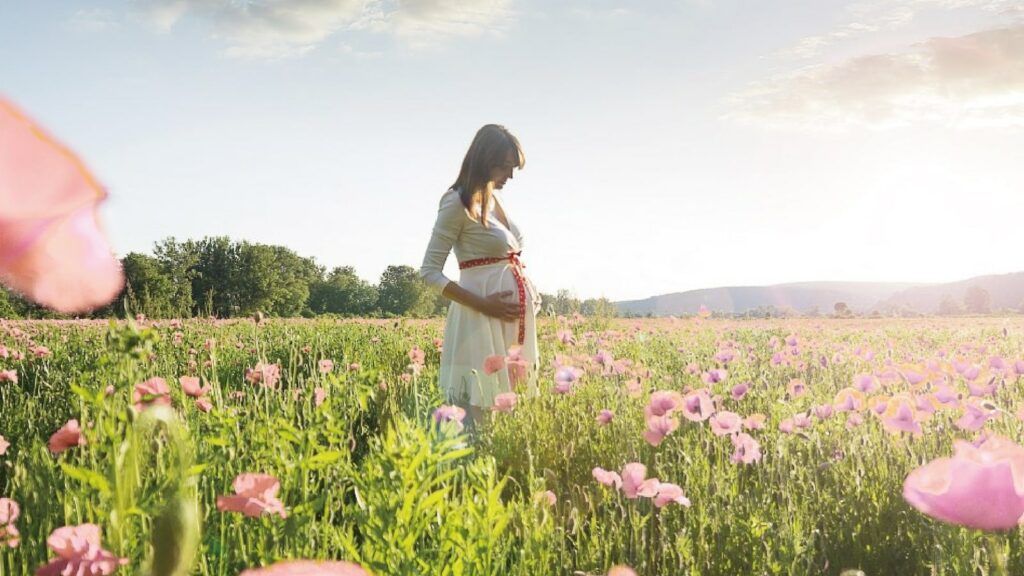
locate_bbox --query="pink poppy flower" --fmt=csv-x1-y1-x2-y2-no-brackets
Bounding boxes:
652,482,691,508
216,473,287,519
0,369,16,384
813,404,833,420
593,349,614,368
967,376,997,398
608,566,638,576
596,409,614,426
743,414,766,430
681,389,715,422
314,387,327,407
882,398,922,436
554,365,582,394
786,378,806,398
48,419,86,454
620,463,648,499
241,561,370,575
645,390,683,417
701,369,727,384
0,497,19,548
710,411,742,436
348,362,361,372
636,477,661,498
483,355,506,375
730,433,762,465
318,359,334,374
245,363,281,389
730,382,749,401
29,345,51,359
557,329,576,345
592,467,623,489
0,99,124,314
195,397,213,413
533,490,557,506
853,373,879,394
793,412,812,429
35,524,127,575
903,435,1024,530
956,401,994,432
433,405,466,432
779,419,795,434
179,376,209,398
833,388,865,412
846,413,864,429
133,377,171,412
408,346,426,366
643,414,679,446
0,434,8,455
493,392,517,413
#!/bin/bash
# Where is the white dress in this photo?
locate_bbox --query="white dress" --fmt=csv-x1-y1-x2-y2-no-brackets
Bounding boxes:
419,187,542,408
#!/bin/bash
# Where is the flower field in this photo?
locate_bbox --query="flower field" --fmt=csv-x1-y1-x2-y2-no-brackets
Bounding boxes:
1,315,1024,575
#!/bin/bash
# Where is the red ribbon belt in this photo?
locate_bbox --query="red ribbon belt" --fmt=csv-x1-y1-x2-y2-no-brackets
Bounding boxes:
459,250,528,345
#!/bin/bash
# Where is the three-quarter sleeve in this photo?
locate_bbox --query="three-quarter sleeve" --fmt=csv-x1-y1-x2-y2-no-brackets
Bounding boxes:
419,190,466,292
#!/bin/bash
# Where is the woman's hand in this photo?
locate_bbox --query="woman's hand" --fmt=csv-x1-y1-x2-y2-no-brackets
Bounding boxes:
479,290,521,321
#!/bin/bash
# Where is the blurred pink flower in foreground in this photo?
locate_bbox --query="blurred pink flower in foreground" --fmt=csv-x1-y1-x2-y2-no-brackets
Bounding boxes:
493,392,517,412
217,473,288,519
0,498,19,548
240,561,370,576
433,405,466,432
607,566,637,576
903,435,1024,531
48,419,86,455
554,365,582,394
134,377,171,412
0,434,8,455
483,355,505,375
533,490,557,507
0,369,17,384
0,99,125,314
35,524,127,575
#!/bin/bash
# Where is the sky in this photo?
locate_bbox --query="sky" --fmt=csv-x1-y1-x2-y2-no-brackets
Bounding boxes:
1,0,1022,302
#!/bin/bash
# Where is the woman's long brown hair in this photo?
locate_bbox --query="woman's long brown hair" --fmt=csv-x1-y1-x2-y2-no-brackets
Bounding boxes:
451,124,525,228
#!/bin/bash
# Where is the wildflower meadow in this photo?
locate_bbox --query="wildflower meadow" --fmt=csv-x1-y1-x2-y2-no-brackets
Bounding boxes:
2,315,1023,575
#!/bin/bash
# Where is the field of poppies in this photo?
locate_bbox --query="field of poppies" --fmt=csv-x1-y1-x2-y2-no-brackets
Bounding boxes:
1,315,1023,576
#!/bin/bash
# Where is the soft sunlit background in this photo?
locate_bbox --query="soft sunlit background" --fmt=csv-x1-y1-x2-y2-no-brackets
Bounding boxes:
1,0,1022,302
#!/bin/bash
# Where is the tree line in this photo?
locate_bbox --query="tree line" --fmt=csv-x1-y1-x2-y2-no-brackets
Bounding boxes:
0,236,617,320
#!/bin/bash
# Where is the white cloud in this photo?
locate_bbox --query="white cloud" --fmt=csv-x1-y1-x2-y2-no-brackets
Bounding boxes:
772,0,1022,61
65,7,121,32
136,0,513,58
725,24,1024,131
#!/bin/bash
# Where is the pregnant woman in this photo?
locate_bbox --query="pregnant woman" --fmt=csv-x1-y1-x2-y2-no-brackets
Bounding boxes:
419,124,542,428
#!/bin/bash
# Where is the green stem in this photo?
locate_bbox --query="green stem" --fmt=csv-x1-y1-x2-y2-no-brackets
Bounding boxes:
987,533,1008,576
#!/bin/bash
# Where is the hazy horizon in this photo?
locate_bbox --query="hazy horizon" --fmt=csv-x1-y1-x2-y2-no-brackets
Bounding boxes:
3,1,1022,301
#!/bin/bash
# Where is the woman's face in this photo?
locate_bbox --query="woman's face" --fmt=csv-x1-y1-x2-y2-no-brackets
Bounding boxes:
489,150,518,190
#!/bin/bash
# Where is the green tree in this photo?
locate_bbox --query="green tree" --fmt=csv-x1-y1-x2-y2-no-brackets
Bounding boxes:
552,289,580,316
309,266,378,316
377,265,434,317
939,294,964,316
0,288,19,319
113,253,177,318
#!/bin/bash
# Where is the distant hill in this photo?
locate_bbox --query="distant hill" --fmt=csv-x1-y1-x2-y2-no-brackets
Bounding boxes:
880,272,1024,313
614,273,1024,316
